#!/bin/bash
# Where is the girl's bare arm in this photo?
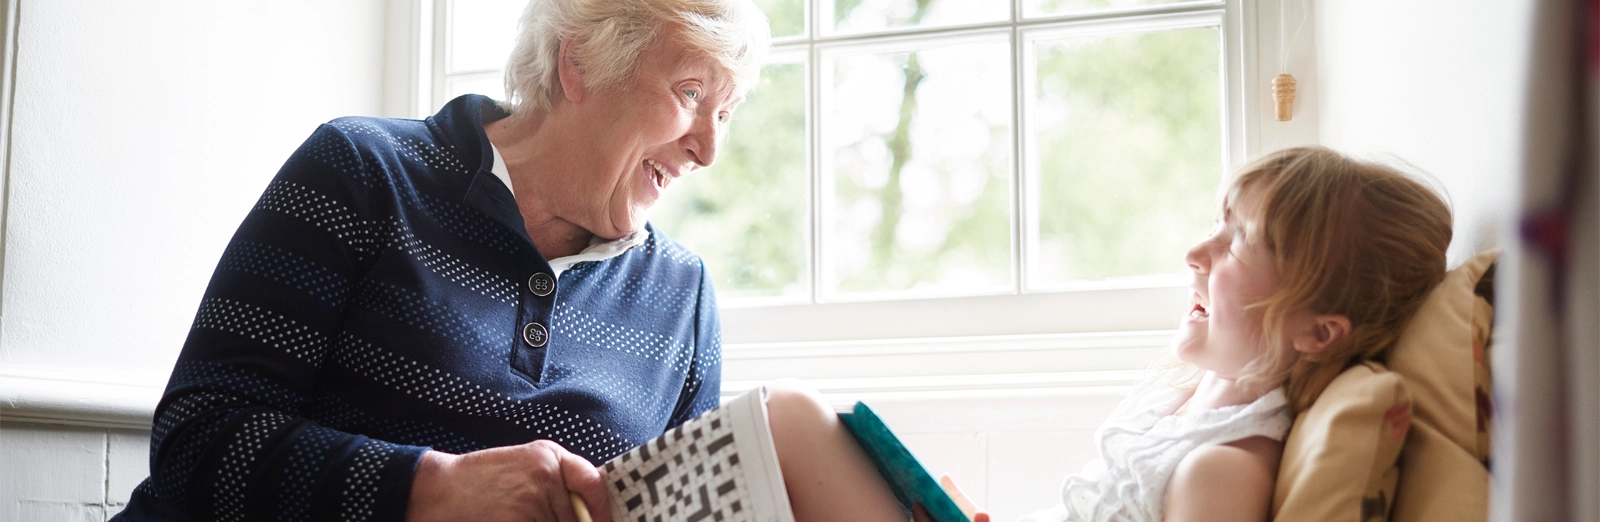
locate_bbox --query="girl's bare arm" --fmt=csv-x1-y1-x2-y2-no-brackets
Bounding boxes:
1163,436,1282,522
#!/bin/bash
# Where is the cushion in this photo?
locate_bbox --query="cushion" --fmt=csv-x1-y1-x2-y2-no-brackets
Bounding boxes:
1272,362,1412,522
1272,251,1498,522
1386,251,1497,521
1387,251,1497,454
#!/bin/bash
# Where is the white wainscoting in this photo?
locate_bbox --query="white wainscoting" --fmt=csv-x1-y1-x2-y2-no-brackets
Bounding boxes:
720,331,1167,521
0,422,146,521
0,331,1167,522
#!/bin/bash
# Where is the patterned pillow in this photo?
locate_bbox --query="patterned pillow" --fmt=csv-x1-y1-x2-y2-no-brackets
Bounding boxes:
1272,362,1412,522
1386,251,1496,522
1271,251,1498,522
1471,263,1495,466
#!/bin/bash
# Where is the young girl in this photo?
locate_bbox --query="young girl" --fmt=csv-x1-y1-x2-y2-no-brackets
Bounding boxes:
757,145,1454,522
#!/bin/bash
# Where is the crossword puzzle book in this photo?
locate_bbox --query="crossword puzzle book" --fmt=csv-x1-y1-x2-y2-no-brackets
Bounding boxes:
599,388,795,522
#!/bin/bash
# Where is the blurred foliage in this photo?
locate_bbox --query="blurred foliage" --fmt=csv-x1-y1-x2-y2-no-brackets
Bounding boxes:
1032,27,1222,285
1028,0,1190,17
649,0,1224,301
832,0,1002,34
649,62,809,299
753,0,804,37
835,0,863,25
829,48,1012,295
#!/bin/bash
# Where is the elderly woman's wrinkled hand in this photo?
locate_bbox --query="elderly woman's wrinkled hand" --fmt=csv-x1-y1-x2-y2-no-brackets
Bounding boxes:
406,441,612,522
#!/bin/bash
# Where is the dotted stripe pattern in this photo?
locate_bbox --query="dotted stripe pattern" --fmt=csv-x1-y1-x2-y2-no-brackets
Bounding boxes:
417,193,520,254
396,229,519,304
152,362,314,502
553,303,696,373
154,408,230,501
215,412,294,522
325,119,459,175
543,363,675,417
642,238,700,266
303,131,373,184
153,391,234,457
125,97,723,520
218,241,351,309
349,280,504,359
331,332,633,458
278,426,340,522
308,122,520,257
304,395,482,455
563,270,697,313
255,180,402,261
165,360,305,412
329,119,468,175
256,178,520,312
340,440,398,522
684,331,722,417
194,298,331,366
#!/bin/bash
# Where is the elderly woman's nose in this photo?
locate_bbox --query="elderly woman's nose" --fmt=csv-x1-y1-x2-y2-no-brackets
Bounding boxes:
683,114,720,167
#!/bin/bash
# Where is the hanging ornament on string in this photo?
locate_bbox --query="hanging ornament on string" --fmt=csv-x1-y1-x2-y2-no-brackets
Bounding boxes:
1273,73,1296,121
1274,0,1310,121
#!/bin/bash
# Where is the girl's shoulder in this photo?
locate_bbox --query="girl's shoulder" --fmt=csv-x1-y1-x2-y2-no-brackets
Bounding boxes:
1165,437,1282,522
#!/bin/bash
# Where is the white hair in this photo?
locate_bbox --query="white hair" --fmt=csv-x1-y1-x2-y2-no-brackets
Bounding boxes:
502,0,771,113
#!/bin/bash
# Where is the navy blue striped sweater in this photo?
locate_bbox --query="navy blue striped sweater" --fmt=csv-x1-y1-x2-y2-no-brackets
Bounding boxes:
114,95,723,522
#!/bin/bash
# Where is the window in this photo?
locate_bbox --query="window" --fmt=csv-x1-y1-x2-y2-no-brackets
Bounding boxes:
418,0,1303,370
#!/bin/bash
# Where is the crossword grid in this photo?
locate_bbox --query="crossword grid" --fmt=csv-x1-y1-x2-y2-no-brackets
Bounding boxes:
603,404,756,522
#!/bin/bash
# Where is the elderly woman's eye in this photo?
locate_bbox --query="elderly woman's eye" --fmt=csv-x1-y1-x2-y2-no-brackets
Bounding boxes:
684,89,700,101
717,112,729,124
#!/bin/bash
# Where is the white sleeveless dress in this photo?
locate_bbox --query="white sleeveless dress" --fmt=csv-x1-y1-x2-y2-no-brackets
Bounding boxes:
1021,372,1293,522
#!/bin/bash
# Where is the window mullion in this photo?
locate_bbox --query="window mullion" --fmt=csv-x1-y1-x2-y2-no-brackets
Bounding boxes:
1010,26,1025,296
807,45,820,305
807,0,822,305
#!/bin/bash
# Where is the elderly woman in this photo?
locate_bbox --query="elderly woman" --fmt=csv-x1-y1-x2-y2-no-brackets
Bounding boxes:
110,0,786,521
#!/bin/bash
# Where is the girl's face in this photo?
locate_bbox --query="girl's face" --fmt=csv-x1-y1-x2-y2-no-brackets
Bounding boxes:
1173,186,1282,378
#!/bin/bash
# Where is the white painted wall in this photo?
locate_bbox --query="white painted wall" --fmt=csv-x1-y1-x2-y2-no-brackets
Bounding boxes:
0,0,389,383
0,0,391,519
1311,0,1533,265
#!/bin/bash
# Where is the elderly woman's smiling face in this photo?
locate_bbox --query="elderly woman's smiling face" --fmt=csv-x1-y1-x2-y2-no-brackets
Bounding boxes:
559,29,743,240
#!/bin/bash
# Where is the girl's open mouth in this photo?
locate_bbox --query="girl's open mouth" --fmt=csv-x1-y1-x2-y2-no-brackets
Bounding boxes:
1189,294,1210,320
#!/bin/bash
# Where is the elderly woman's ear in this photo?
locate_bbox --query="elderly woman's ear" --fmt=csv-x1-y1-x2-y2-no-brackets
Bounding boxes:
557,36,586,103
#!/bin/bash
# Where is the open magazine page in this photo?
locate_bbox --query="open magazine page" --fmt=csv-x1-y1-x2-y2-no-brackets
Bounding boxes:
600,387,795,522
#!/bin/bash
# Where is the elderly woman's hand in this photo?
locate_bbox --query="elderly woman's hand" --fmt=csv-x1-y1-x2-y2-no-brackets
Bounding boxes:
406,441,612,522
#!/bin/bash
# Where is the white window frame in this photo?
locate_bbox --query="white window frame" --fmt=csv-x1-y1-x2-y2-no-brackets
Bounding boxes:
389,0,1319,382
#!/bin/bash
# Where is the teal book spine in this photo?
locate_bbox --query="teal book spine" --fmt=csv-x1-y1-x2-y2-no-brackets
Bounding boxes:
837,402,972,522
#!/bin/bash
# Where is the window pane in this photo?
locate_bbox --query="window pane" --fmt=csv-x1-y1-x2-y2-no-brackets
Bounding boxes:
1027,26,1222,289
1024,0,1203,19
650,62,809,301
446,73,504,101
829,0,1007,36
450,0,524,73
824,40,1013,298
755,0,805,38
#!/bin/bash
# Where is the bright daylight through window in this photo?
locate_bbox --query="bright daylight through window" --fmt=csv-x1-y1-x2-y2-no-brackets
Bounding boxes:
439,0,1231,341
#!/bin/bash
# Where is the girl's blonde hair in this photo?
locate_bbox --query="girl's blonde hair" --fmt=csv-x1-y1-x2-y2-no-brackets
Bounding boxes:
502,0,771,113
1229,146,1452,411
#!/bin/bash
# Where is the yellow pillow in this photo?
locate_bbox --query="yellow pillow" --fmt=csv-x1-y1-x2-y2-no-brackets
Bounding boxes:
1387,251,1497,452
1272,362,1412,522
1386,251,1497,522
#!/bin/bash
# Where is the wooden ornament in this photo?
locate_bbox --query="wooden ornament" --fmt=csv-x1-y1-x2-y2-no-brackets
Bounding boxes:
1272,73,1297,121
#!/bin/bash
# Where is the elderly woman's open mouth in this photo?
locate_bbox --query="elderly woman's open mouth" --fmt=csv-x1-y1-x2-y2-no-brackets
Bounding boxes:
646,158,679,189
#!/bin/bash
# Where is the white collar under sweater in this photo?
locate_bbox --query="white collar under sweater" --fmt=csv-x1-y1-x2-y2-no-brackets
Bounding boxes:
490,144,649,278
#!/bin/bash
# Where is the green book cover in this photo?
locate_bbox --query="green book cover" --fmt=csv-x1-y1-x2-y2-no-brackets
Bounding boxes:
837,402,972,522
